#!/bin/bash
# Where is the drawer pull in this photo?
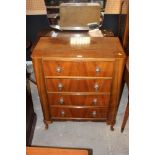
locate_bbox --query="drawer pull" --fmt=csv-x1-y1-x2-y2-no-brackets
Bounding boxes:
92,111,97,117
96,66,101,73
92,98,97,105
56,66,62,73
94,83,99,91
59,97,64,105
58,83,63,91
61,110,65,117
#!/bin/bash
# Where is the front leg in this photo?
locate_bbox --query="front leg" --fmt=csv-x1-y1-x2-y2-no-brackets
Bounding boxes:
44,122,48,129
110,125,114,131
44,120,52,130
110,120,116,131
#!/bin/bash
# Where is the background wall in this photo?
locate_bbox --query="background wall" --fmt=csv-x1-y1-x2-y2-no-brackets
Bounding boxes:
26,0,128,15
26,0,46,15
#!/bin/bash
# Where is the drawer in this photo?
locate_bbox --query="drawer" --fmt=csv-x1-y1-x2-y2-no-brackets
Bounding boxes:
47,94,110,106
50,107,108,119
46,79,112,92
43,61,114,77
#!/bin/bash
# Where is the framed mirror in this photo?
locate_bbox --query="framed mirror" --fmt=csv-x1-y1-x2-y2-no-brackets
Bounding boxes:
44,0,106,29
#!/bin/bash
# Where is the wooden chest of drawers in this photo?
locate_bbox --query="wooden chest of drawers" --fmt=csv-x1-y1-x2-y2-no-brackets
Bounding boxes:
32,37,126,130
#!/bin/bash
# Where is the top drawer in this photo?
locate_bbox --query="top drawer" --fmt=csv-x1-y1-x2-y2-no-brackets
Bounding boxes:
42,61,114,77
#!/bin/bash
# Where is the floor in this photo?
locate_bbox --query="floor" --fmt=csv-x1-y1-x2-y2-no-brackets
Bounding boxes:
29,65,129,155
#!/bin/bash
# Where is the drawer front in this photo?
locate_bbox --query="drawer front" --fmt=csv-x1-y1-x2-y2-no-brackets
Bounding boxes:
43,61,114,77
46,79,112,92
47,94,110,106
50,107,108,119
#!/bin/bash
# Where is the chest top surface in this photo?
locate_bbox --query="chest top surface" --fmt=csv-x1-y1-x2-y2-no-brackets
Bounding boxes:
32,37,125,59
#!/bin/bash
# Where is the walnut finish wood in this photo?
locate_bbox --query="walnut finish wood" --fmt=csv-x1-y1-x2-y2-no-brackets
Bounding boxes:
43,61,114,77
47,94,110,106
32,58,51,128
31,37,124,58
32,37,126,129
50,107,108,119
107,57,126,130
46,79,112,92
26,146,91,155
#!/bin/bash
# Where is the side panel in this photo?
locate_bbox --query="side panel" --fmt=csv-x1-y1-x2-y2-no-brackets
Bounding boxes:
32,58,51,124
107,57,126,127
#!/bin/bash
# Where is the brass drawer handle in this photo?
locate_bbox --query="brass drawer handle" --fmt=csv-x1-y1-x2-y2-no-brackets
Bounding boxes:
56,66,62,73
92,111,97,117
59,97,64,105
94,83,99,91
61,110,65,117
92,98,97,105
96,66,101,73
58,83,63,91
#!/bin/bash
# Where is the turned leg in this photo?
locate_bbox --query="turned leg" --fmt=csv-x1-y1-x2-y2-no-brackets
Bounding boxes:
121,102,129,132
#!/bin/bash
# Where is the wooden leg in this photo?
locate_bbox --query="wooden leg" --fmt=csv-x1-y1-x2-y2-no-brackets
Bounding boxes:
110,125,114,131
44,120,53,129
119,77,125,104
45,123,48,130
44,120,50,130
110,119,116,131
121,102,129,132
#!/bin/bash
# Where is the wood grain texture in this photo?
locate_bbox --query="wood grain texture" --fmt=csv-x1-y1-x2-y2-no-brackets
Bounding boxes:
45,78,112,92
31,37,125,58
26,146,90,155
50,107,108,119
32,36,126,129
43,60,114,77
32,58,51,123
106,57,126,128
47,94,110,106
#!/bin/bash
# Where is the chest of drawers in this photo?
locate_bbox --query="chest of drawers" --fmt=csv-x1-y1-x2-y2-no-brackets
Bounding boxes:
32,37,126,130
